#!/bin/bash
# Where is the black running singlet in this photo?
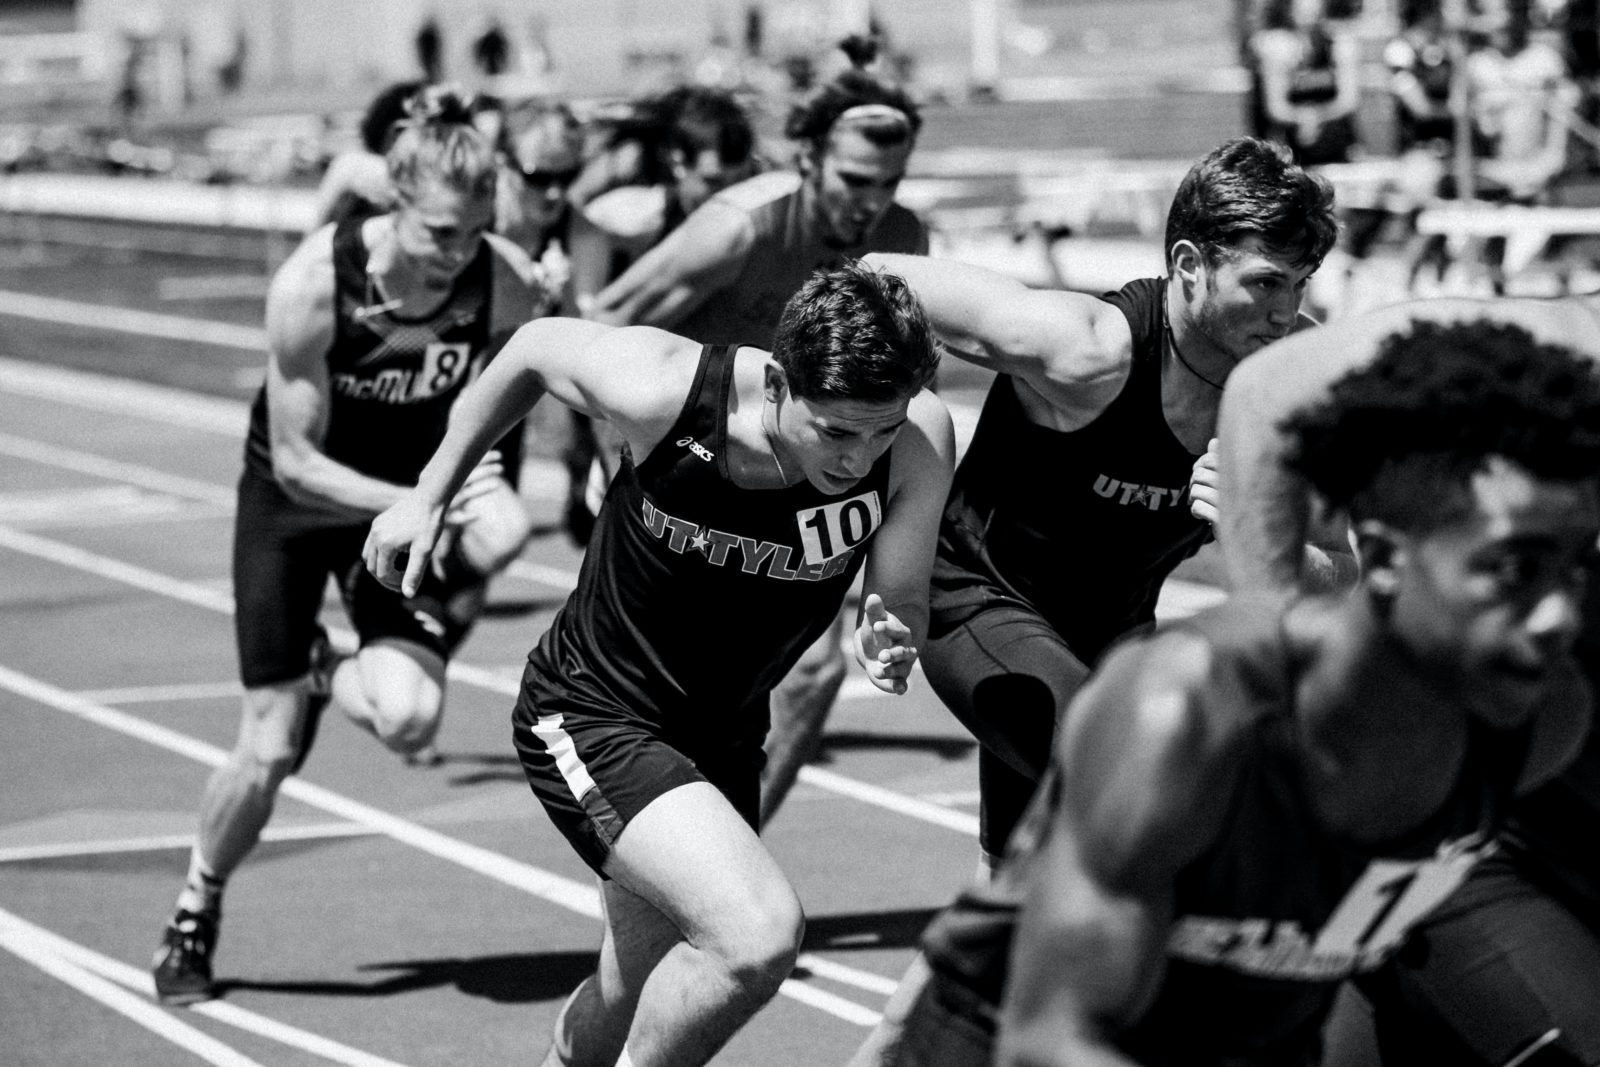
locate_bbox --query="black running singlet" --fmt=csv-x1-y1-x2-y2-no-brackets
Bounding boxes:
923,597,1529,1067
244,217,493,486
525,344,893,726
930,277,1210,655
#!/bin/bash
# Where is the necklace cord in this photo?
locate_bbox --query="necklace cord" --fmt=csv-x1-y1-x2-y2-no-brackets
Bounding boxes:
1164,311,1226,391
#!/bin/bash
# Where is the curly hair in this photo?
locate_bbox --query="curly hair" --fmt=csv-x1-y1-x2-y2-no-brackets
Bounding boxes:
784,70,921,154
771,260,940,403
385,84,498,201
1164,137,1338,272
1282,320,1600,530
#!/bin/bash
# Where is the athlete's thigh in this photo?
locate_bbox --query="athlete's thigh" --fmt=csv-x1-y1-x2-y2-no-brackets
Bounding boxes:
923,605,1091,781
602,781,799,954
232,472,349,688
1370,851,1600,1065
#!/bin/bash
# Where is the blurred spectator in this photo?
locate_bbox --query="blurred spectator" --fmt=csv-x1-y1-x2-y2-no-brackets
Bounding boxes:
1386,0,1460,151
415,17,444,82
472,20,511,78
1468,0,1580,199
1251,0,1363,163
312,80,425,228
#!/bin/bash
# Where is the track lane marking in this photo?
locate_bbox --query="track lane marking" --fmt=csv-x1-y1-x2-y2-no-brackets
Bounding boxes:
0,907,266,1067
0,822,380,864
0,662,885,1028
0,905,410,1067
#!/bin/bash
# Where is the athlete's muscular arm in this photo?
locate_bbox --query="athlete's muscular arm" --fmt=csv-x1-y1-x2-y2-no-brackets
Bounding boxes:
583,199,755,328
365,319,695,594
862,253,1134,424
1219,296,1600,595
855,390,956,694
996,633,1240,1067
263,225,418,521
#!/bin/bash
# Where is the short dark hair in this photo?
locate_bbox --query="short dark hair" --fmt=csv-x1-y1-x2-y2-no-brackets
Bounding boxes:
1282,320,1600,531
660,85,755,167
784,70,921,154
386,84,497,201
771,261,940,403
1164,137,1338,273
360,79,427,154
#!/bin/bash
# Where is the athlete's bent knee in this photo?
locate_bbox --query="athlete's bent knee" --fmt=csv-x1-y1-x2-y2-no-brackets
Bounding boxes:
714,892,805,1003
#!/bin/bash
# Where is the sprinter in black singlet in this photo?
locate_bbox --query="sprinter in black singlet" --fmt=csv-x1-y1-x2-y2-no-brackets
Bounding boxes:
849,137,1335,1067
1219,295,1600,1066
363,262,954,1067
868,320,1600,1067
583,66,928,826
151,86,554,1005
867,138,1336,874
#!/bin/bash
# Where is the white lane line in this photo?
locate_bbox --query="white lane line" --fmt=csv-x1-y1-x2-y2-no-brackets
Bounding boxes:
0,431,236,505
0,664,886,1027
0,905,409,1067
0,356,247,435
76,680,243,704
797,766,980,837
0,290,268,350
796,954,901,997
0,908,266,1067
503,559,579,591
0,822,379,864
0,522,983,837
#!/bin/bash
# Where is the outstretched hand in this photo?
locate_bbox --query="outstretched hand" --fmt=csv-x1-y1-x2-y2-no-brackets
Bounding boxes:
364,452,501,598
856,592,917,695
1187,438,1220,528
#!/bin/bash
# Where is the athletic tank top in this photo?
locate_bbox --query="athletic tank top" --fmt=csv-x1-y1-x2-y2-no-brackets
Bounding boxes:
929,277,1210,655
523,344,893,729
244,217,493,486
673,171,927,347
923,596,1529,1067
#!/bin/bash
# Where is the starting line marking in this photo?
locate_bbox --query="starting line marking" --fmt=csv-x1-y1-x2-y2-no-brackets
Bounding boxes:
0,904,409,1067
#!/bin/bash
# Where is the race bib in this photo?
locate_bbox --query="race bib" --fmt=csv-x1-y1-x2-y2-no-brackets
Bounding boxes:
796,491,882,564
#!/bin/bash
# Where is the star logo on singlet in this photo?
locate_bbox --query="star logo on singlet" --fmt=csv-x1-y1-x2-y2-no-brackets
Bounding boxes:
687,530,712,555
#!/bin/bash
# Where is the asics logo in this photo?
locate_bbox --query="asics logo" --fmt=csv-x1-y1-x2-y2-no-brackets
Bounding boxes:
677,437,715,462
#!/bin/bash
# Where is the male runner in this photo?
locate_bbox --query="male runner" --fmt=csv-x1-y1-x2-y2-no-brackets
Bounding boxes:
583,67,928,825
865,136,1337,870
1218,295,1600,1066
150,86,553,1004
364,261,954,1067
561,84,760,545
878,319,1600,1067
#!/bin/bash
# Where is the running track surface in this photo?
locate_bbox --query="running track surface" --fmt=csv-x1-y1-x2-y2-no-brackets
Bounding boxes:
0,235,1225,1066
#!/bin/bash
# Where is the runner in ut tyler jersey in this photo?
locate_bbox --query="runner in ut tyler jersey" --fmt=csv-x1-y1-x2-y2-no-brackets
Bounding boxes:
583,67,928,827
150,86,555,1005
1218,295,1600,1066
881,319,1600,1067
866,137,1336,874
364,262,954,1067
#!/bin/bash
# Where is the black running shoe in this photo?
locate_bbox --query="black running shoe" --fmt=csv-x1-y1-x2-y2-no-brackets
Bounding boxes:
152,909,218,1005
293,626,336,774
